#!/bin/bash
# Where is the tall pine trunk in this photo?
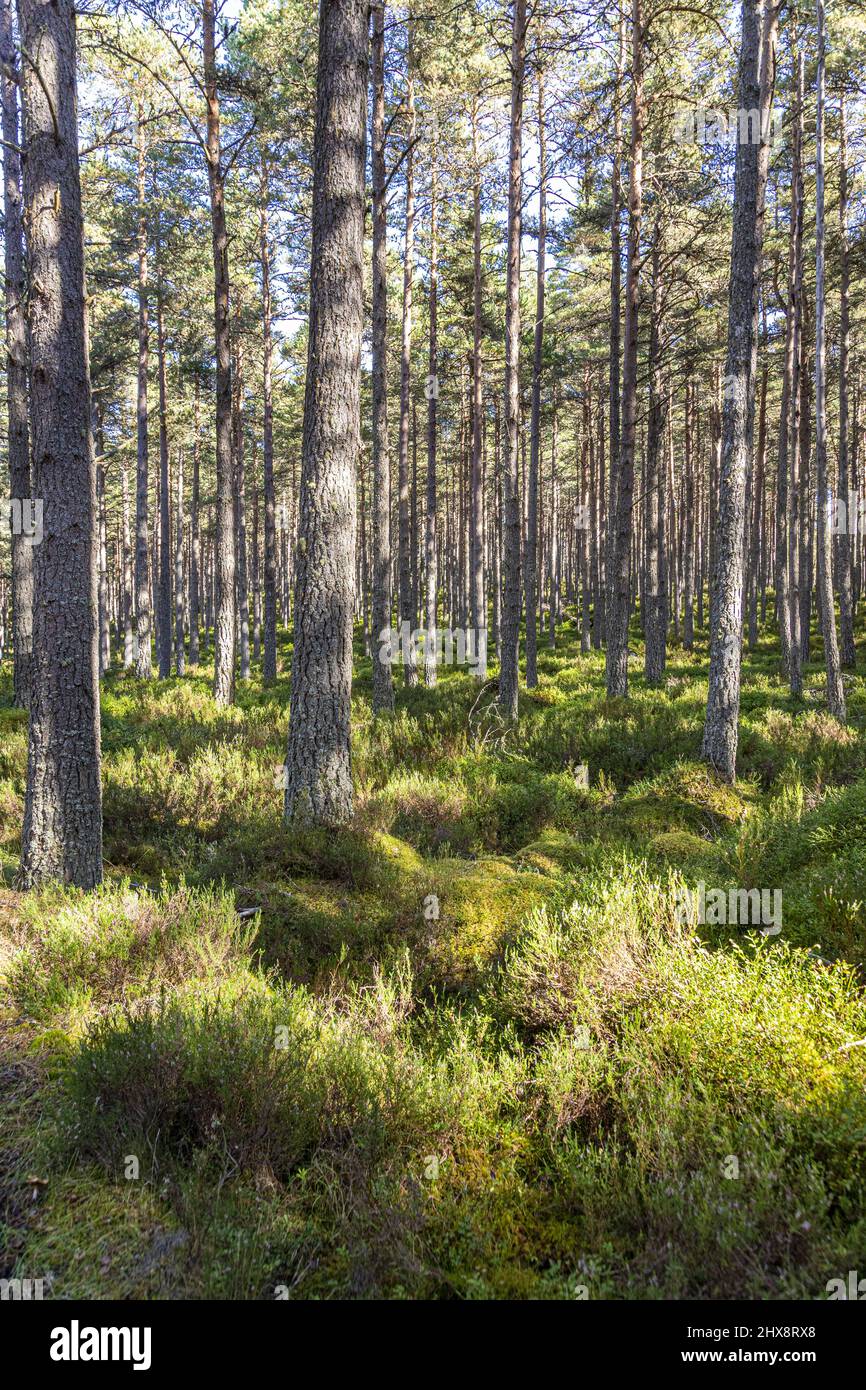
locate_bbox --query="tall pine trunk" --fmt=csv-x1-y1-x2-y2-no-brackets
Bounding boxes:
204,0,236,706
499,0,527,720
525,65,545,689
644,223,668,683
189,377,201,664
284,0,367,825
175,450,185,676
19,0,102,887
702,0,778,778
836,92,855,668
606,0,643,698
134,105,152,679
397,26,417,687
156,270,171,678
233,318,251,681
604,16,625,656
424,126,439,688
370,1,393,711
814,0,845,717
469,94,486,674
1,0,32,709
260,155,278,684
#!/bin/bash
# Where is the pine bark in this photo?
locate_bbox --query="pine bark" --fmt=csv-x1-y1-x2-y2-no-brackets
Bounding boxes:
605,15,625,660
134,105,152,679
814,0,845,718
525,66,545,688
836,93,855,668
233,318,251,681
644,225,668,683
397,25,417,687
283,0,367,826
175,450,185,676
1,0,32,708
204,0,236,705
469,94,486,671
18,0,102,887
156,271,171,678
189,376,201,664
370,0,393,711
499,0,527,719
702,0,778,778
260,155,278,684
606,0,643,698
424,127,438,688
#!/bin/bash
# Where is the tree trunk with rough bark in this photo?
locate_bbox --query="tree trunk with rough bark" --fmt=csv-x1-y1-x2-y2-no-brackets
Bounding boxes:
156,269,171,678
175,450,185,676
121,462,134,668
605,15,625,661
424,125,439,688
836,92,855,669
259,155,278,685
370,1,393,711
606,0,643,698
283,0,367,826
134,104,152,679
526,64,545,689
469,94,486,675
204,0,235,706
499,0,527,720
702,0,778,778
787,46,804,695
233,316,251,681
1,0,32,708
814,0,845,718
19,0,102,888
189,376,201,665
644,225,668,684
397,25,417,687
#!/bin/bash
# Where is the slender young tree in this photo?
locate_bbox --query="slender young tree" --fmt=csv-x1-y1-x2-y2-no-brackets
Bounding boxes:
525,62,546,689
836,92,855,669
814,0,845,718
604,14,625,651
787,45,805,696
469,93,486,676
606,0,643,699
1,0,31,708
175,450,185,675
525,63,544,689
644,220,668,683
189,374,202,665
370,0,394,711
204,0,236,705
499,0,527,720
134,104,153,679
259,154,278,683
775,58,797,681
283,0,368,825
397,22,417,687
424,122,439,689
156,267,171,677
18,0,102,887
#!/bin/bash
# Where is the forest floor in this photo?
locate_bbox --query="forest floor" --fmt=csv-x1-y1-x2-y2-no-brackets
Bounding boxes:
1,616,865,1299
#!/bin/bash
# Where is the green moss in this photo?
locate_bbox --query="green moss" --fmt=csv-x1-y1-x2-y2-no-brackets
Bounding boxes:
649,829,713,862
419,857,559,989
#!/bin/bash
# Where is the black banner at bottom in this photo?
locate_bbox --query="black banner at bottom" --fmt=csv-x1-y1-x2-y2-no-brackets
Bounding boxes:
1,1297,860,1376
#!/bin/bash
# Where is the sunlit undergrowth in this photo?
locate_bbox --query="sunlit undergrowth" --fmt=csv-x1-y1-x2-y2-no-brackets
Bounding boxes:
1,616,865,1299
